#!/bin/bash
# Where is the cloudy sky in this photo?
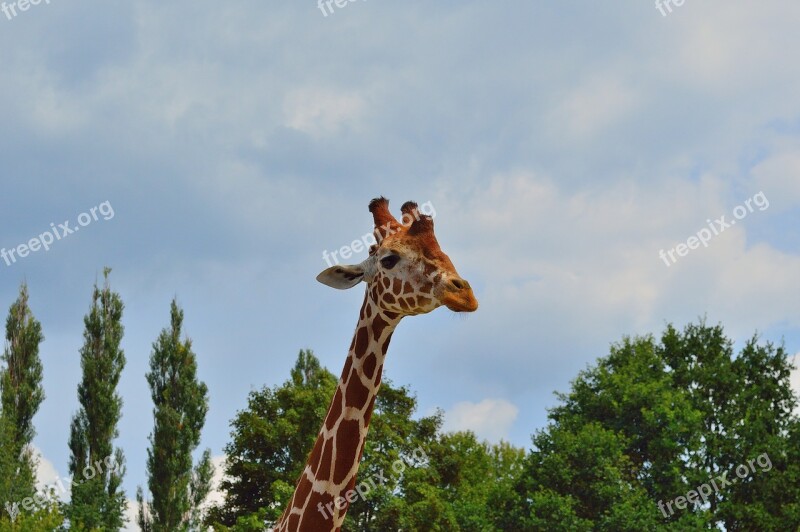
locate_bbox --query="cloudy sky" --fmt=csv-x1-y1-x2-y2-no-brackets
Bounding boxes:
1,0,799,529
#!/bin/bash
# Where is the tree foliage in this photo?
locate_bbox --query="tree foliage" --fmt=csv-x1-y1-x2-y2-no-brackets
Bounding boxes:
206,350,525,531
505,320,800,531
0,284,46,523
206,350,338,528
137,300,213,532
64,269,127,531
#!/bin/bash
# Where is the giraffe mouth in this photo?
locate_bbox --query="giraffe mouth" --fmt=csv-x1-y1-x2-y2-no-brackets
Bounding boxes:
442,292,479,312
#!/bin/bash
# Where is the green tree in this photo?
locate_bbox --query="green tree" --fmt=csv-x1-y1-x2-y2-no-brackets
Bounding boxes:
206,349,525,532
506,320,800,530
137,300,213,532
660,322,800,528
64,269,127,531
0,284,46,523
206,350,338,528
342,385,442,532
0,488,63,532
386,431,526,532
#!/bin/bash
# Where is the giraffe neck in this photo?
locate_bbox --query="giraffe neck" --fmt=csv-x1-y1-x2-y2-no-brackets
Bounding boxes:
275,295,401,531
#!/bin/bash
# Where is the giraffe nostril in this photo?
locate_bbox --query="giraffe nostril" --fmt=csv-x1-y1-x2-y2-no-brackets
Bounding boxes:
449,278,470,291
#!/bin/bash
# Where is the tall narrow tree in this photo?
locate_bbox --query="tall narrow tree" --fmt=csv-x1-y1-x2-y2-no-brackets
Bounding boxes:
65,268,127,530
137,300,213,532
0,283,45,518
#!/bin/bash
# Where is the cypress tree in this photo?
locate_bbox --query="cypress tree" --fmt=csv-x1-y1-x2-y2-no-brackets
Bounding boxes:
65,268,127,530
0,283,45,518
137,299,212,531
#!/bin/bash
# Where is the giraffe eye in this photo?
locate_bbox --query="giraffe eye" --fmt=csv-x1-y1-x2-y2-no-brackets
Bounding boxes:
380,255,401,269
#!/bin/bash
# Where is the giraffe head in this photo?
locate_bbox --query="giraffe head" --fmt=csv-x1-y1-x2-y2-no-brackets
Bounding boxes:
317,197,478,316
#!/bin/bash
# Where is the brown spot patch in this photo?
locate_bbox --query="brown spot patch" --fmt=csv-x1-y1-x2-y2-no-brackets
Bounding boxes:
381,333,393,354
363,353,377,380
403,281,413,294
363,395,377,427
393,278,403,293
372,314,389,339
308,434,326,475
382,276,391,289
345,368,370,408
319,435,334,479
354,326,368,357
293,476,313,515
341,356,353,380
383,292,396,305
333,419,361,484
325,387,344,431
305,492,335,530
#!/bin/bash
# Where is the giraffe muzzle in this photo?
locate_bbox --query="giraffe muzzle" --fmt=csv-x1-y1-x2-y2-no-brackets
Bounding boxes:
442,278,478,312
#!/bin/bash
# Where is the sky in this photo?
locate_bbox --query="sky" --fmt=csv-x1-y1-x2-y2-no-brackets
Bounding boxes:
1,0,799,529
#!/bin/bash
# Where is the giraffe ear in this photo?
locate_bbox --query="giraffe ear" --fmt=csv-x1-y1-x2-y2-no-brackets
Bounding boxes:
316,264,365,290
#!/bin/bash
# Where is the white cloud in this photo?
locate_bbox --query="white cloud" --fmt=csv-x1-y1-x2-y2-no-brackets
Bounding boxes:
442,171,799,345
283,87,365,137
752,150,800,213
201,454,229,511
549,76,642,140
33,448,62,495
122,498,140,532
443,399,519,442
669,3,800,92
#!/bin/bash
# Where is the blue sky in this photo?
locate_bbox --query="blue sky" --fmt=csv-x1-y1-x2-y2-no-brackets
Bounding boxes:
1,0,799,528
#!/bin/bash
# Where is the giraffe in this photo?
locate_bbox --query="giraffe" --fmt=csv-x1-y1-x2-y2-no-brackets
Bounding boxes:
272,197,478,531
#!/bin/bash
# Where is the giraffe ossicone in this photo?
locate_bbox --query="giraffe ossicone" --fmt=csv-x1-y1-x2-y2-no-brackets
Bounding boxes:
273,197,478,532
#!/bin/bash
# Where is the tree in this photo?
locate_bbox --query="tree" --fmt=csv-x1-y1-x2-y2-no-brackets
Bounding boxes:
385,431,526,532
137,300,213,532
505,320,800,530
206,350,338,528
0,284,46,523
64,269,127,530
341,384,442,532
0,492,63,532
206,350,525,532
